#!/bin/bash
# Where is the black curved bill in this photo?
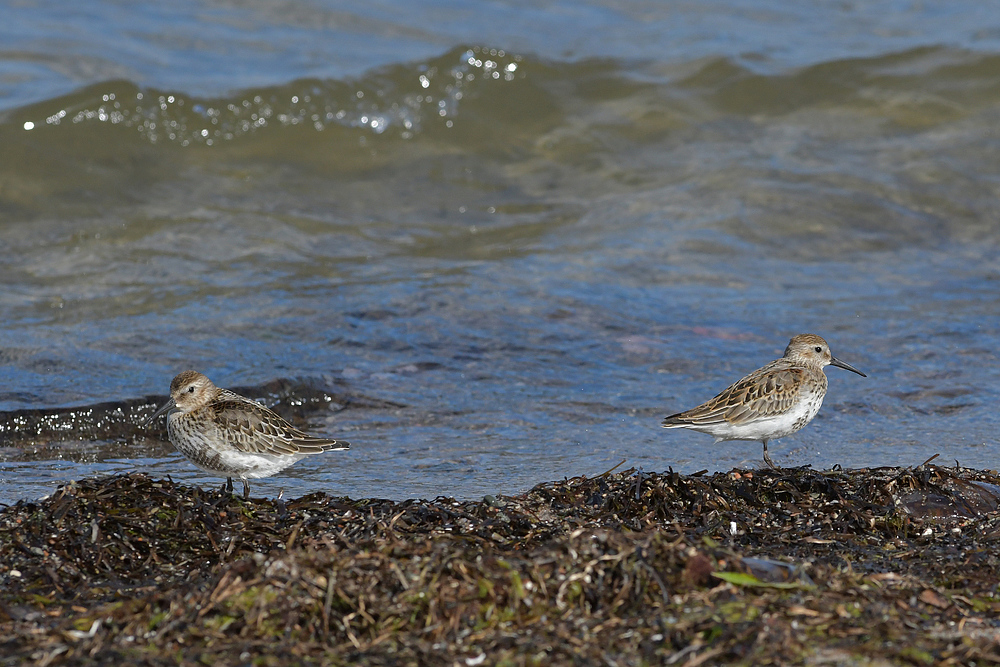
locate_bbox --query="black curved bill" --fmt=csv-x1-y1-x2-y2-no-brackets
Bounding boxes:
830,357,866,377
144,398,176,427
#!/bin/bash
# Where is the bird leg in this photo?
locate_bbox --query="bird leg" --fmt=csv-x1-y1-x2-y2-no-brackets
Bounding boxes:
242,479,251,500
762,441,778,470
224,477,234,494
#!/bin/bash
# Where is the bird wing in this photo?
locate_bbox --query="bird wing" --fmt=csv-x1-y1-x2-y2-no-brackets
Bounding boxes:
211,397,349,455
662,365,805,427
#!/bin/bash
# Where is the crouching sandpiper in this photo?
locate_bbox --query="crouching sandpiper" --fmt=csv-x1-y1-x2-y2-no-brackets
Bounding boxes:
662,334,866,468
148,370,349,499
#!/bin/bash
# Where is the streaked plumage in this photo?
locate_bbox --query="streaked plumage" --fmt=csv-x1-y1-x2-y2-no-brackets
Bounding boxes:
662,334,866,468
148,370,349,498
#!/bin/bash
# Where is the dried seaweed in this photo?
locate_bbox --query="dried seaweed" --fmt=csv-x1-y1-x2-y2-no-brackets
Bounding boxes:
1,463,999,665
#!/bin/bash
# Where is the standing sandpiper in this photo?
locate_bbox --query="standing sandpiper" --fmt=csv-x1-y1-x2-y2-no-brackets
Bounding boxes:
661,334,866,468
148,370,349,499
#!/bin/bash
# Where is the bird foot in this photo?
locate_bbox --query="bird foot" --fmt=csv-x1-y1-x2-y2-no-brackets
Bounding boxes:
762,451,780,470
762,442,782,470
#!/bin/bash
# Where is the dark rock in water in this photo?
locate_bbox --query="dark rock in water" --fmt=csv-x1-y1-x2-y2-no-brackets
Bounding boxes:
0,396,162,445
0,377,403,446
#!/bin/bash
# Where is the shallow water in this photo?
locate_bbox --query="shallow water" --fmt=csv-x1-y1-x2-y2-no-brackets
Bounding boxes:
2,1,1000,504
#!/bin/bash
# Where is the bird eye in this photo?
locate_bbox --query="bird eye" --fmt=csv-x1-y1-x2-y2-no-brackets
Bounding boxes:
814,346,822,353
188,386,195,393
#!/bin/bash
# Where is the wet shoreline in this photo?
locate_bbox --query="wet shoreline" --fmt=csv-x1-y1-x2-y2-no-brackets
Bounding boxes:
1,464,998,665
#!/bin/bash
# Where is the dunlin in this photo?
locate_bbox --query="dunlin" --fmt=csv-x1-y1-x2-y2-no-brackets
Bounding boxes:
661,334,866,468
148,370,349,499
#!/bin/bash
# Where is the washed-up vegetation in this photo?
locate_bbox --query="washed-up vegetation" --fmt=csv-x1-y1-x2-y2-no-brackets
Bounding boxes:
1,462,999,665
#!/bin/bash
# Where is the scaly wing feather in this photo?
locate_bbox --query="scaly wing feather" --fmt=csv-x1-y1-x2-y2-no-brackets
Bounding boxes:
663,364,804,427
210,395,349,455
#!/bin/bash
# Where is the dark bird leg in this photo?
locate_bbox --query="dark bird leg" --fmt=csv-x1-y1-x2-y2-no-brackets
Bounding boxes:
762,440,778,469
225,477,234,494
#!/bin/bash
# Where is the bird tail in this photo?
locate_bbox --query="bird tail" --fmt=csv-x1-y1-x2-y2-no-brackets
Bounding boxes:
661,413,689,428
321,440,350,452
292,437,350,453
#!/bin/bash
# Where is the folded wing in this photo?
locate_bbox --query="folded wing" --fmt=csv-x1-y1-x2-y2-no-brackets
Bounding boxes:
663,366,804,427
212,397,350,455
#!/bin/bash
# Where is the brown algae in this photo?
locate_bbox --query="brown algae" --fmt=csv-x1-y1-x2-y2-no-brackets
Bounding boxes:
1,463,999,665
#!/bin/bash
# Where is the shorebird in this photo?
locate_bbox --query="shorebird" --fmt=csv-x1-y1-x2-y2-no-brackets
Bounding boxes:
661,334,866,468
147,370,349,499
